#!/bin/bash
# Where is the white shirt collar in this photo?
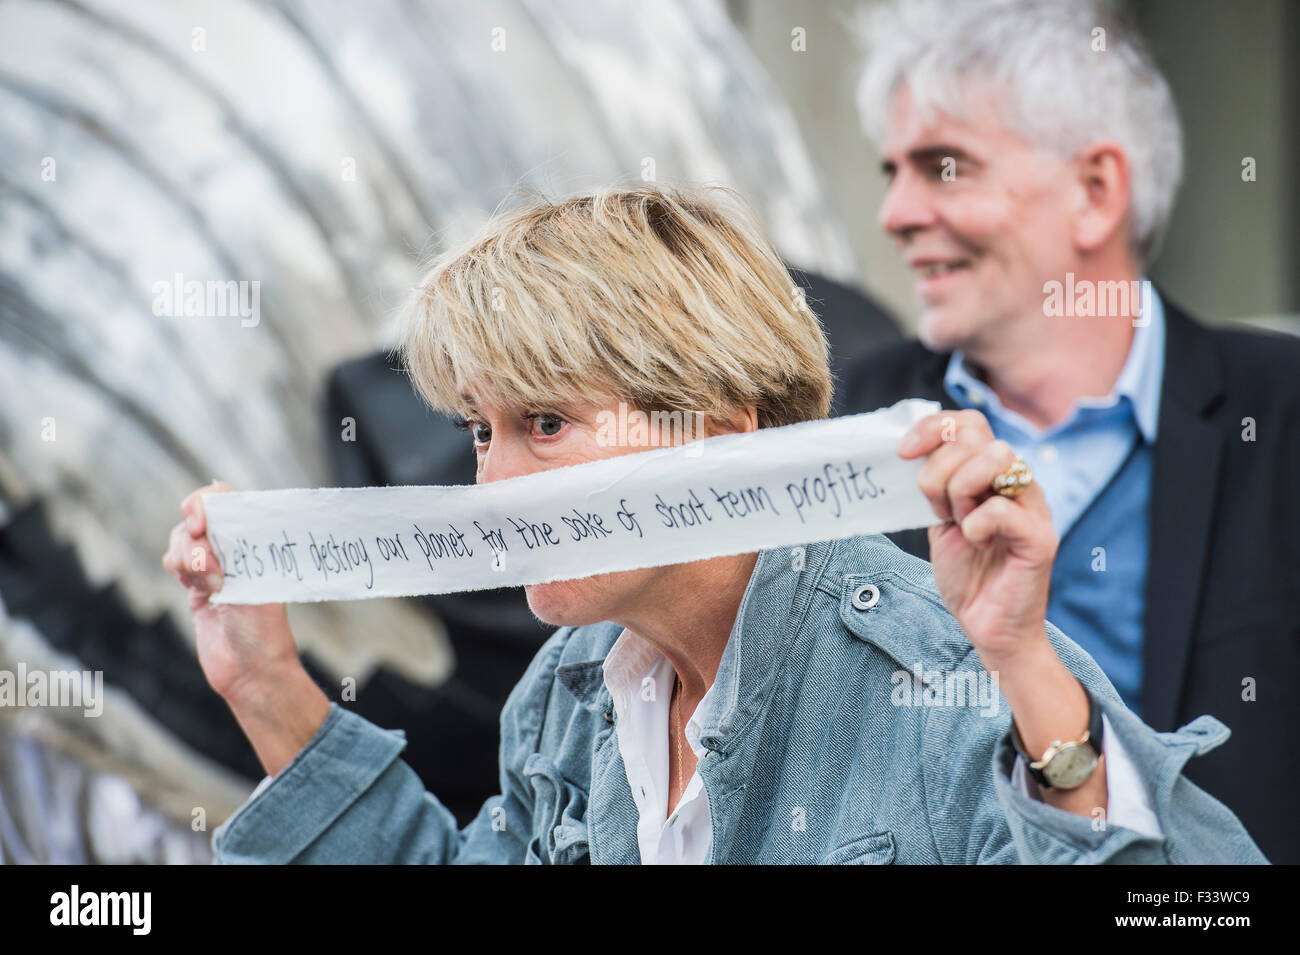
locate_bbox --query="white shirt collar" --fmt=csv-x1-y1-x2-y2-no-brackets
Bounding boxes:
603,627,714,754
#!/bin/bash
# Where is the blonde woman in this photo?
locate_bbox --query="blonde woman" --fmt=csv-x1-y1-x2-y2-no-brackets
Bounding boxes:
163,184,1264,864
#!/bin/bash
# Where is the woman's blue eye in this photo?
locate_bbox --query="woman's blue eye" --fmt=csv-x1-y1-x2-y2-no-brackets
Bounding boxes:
535,414,564,436
452,415,491,445
454,412,562,444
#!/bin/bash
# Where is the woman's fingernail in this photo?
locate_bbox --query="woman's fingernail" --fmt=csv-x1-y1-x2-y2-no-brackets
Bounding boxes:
205,573,223,591
186,514,200,534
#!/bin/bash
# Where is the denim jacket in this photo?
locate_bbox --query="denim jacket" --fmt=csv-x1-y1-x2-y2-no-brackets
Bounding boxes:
212,534,1267,864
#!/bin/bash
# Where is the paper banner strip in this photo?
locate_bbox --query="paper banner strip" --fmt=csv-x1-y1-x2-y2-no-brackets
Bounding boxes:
203,399,941,604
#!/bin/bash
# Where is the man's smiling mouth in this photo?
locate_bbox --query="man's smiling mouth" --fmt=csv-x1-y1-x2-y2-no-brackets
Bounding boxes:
911,258,972,278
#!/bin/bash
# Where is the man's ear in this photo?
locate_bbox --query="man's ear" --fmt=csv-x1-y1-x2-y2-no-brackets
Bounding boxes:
706,405,759,437
1071,141,1132,254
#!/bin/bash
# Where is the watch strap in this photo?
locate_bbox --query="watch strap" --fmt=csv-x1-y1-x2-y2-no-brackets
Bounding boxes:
1011,683,1103,789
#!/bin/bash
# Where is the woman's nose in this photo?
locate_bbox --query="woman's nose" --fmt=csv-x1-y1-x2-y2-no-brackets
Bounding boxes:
478,439,535,485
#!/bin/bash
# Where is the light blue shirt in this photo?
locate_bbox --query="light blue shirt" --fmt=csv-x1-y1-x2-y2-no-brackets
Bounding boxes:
942,284,1165,539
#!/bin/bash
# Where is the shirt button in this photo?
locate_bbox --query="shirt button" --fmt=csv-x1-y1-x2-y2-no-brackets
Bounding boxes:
1040,443,1058,464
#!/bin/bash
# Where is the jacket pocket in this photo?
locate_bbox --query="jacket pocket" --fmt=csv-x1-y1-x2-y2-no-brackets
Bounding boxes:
522,752,591,865
821,831,896,865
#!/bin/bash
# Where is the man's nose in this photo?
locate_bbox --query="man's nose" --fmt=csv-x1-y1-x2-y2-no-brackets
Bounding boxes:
878,170,937,238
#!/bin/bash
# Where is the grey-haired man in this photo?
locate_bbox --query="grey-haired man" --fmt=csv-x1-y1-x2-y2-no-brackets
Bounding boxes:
843,0,1300,863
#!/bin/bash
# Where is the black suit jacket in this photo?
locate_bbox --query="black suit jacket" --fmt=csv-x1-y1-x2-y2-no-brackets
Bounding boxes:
839,296,1300,863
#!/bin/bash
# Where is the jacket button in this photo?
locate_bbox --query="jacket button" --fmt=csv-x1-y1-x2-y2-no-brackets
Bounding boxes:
852,583,880,611
604,708,614,723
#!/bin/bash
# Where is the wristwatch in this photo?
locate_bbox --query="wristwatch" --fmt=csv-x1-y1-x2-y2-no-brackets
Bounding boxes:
1011,684,1104,791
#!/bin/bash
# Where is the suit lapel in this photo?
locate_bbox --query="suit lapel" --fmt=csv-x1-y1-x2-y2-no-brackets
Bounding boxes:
1141,300,1225,730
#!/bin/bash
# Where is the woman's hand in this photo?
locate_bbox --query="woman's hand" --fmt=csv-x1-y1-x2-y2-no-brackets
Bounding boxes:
162,481,330,776
162,481,296,701
898,411,1105,816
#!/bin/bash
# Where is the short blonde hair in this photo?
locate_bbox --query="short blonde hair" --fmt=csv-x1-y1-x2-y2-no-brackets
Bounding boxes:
397,183,832,430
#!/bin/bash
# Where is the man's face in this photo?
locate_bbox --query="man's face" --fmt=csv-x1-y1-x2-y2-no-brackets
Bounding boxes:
877,84,1079,352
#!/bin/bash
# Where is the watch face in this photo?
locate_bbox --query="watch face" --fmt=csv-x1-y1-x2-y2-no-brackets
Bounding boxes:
1042,742,1098,790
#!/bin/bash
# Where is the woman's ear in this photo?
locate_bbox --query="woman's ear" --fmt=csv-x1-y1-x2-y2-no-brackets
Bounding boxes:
706,405,759,437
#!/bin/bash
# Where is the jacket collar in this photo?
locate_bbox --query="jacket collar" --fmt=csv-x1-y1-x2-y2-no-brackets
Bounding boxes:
554,658,608,714
1141,296,1225,730
555,541,834,733
694,540,835,753
1156,295,1224,416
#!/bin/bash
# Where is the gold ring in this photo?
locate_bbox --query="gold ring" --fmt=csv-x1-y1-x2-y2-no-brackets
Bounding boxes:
992,457,1032,498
